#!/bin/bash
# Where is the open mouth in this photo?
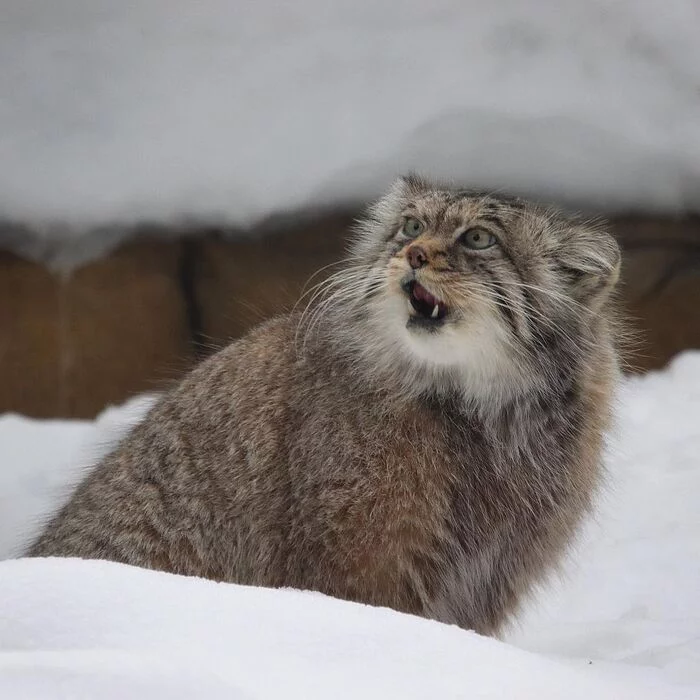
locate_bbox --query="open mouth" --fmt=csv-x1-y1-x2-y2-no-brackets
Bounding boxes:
403,280,448,323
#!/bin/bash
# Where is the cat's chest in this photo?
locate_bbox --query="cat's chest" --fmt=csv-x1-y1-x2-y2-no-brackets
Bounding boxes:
380,405,576,534
293,394,574,538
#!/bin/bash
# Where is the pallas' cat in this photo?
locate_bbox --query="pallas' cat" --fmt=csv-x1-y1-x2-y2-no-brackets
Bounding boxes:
30,176,622,635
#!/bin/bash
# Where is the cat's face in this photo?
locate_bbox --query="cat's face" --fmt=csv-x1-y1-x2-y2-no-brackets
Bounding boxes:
349,176,620,400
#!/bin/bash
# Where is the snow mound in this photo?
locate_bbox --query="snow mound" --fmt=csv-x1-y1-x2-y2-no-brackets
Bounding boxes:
0,557,693,699
1,0,699,255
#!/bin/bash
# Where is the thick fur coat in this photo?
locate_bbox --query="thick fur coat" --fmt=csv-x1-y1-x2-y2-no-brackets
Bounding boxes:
30,176,622,635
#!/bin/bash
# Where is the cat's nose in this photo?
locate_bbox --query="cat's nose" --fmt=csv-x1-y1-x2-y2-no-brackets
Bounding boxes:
406,245,428,269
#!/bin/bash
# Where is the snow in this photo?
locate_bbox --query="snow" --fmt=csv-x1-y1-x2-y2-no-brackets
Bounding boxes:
2,1,700,263
1,353,699,697
509,352,700,684
0,395,156,560
0,558,693,700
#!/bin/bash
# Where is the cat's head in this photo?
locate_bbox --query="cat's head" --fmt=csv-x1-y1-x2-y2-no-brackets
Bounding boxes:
319,175,621,405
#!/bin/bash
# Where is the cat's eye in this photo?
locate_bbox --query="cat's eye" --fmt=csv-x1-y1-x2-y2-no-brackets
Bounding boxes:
459,228,497,250
402,217,425,238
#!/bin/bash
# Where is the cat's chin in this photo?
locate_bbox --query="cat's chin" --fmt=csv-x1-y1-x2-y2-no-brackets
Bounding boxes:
367,297,531,403
365,292,527,398
400,320,481,368
405,314,448,334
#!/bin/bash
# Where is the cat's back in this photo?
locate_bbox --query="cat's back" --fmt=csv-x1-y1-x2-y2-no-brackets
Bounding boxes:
27,315,303,572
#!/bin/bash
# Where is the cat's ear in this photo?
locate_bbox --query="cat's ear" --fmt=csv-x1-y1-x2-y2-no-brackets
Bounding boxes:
385,173,427,203
371,174,429,221
397,172,431,196
559,224,621,311
369,176,412,223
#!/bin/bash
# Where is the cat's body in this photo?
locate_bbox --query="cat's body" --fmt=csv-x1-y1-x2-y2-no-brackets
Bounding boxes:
29,177,622,635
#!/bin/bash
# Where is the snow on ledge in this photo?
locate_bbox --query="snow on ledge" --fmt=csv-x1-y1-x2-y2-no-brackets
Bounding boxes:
1,0,699,247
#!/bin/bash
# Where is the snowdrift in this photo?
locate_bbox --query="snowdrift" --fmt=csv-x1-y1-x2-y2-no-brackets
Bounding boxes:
0,557,693,699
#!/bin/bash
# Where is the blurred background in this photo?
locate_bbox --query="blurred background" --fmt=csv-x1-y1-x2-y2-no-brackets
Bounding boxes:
1,0,699,419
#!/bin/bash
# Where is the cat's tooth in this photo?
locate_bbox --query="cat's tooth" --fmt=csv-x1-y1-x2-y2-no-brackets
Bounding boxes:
408,299,416,315
431,305,439,319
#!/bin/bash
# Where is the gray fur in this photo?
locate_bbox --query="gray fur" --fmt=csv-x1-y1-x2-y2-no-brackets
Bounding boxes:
29,176,622,635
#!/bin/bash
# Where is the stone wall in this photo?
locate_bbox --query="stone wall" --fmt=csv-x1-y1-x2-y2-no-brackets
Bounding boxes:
1,214,698,418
